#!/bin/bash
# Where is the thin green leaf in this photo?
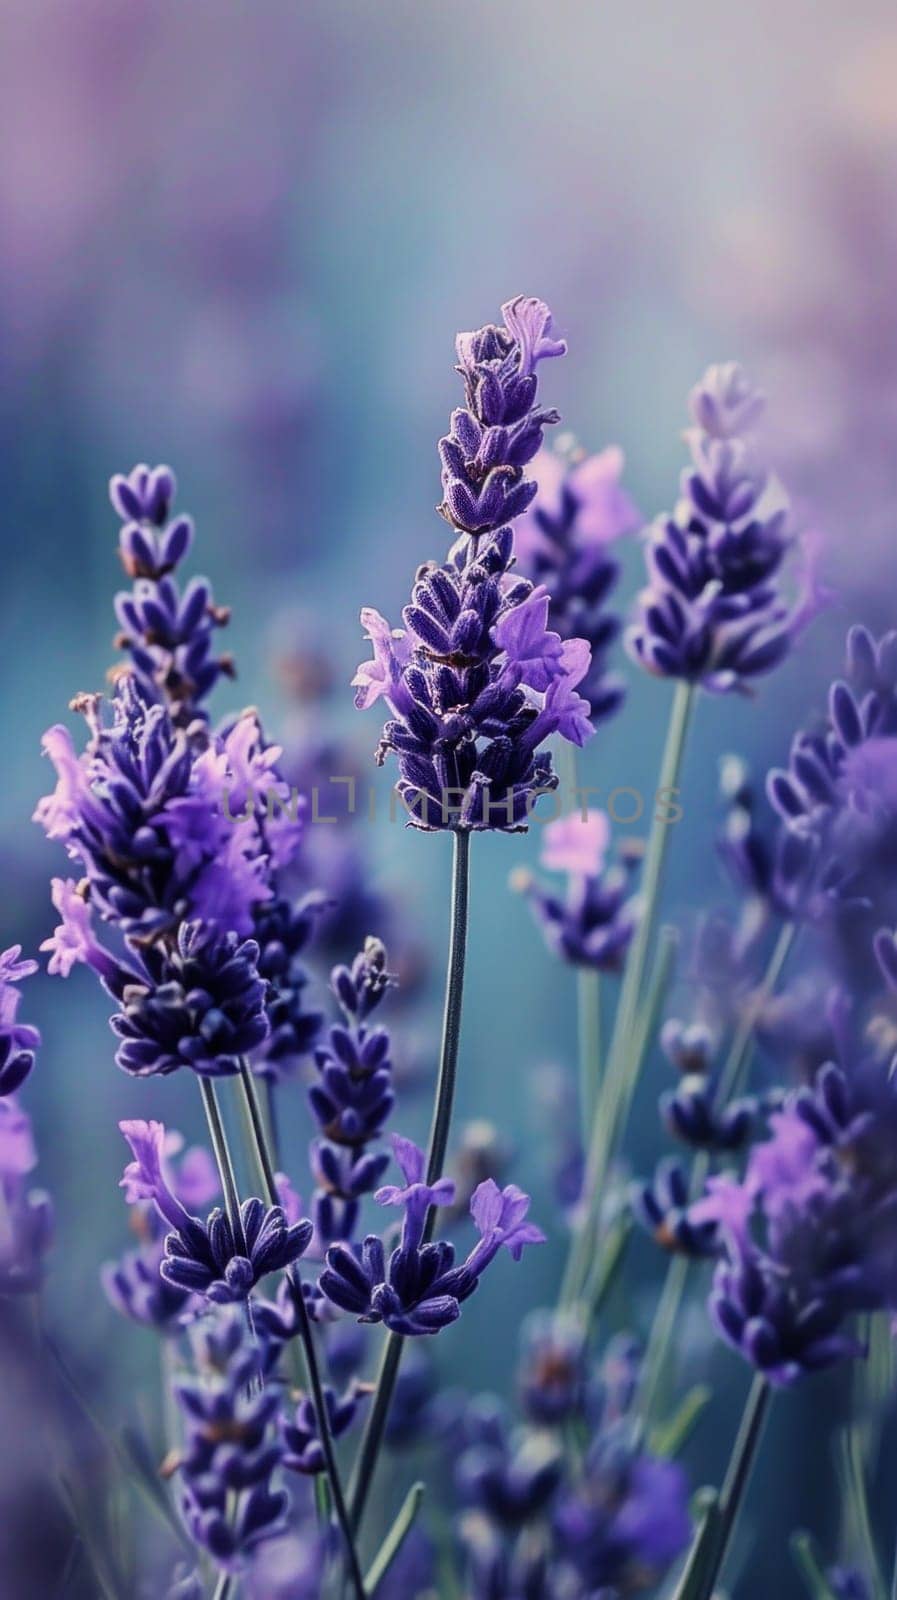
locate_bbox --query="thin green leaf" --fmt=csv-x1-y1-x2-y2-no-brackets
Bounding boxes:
364,1481,426,1596
789,1530,840,1599
650,1385,712,1459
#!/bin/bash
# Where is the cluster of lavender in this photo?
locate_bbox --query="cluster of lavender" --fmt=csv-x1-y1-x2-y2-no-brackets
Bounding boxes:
354,296,596,830
34,468,357,1590
627,363,820,691
26,307,891,1600
381,1313,690,1597
514,443,638,723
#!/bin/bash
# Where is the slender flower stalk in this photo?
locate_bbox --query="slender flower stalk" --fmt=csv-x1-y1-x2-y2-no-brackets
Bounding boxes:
637,921,798,1419
562,682,694,1305
199,1079,248,1257
236,1061,366,1600
671,1375,772,1600
348,830,471,1534
577,968,602,1138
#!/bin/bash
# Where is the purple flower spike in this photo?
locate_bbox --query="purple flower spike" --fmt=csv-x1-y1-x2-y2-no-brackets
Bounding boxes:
627,363,817,693
441,296,565,538
109,462,231,725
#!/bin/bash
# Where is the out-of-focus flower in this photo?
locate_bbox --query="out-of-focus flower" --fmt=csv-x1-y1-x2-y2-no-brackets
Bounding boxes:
513,810,638,970
627,364,819,692
0,946,40,1096
515,443,637,722
174,1310,289,1572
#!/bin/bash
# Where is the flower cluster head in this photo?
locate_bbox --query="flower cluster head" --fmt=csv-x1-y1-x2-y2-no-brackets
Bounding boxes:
103,1130,219,1332
318,1135,544,1335
768,625,897,929
110,463,233,727
36,683,300,951
354,298,596,833
457,1333,689,1600
280,1380,370,1475
252,891,326,1080
439,296,566,538
0,947,40,1097
110,921,269,1078
0,1098,53,1295
655,1010,760,1154
119,1120,311,1304
627,363,821,692
693,1055,897,1385
514,443,638,723
304,938,397,1248
174,1309,288,1572
514,809,639,970
632,1156,720,1258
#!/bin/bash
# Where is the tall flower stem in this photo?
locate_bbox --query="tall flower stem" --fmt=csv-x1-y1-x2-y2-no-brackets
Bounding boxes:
577,968,602,1138
236,1061,366,1600
562,683,694,1305
637,920,797,1421
199,1078,247,1256
212,1575,234,1600
672,1375,771,1600
347,828,471,1536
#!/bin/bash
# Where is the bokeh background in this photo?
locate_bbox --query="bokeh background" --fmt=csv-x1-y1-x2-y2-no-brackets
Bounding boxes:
3,0,897,1591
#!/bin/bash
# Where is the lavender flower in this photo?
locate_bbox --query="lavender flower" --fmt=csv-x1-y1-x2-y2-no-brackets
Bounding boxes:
119,1120,311,1303
516,1309,589,1427
110,464,233,726
103,1130,219,1332
768,626,897,927
627,363,820,692
632,1157,720,1258
252,892,326,1079
695,1075,892,1384
281,1380,370,1475
354,299,595,832
301,937,397,1249
35,683,296,945
353,531,594,831
513,809,638,969
174,1309,288,1571
318,1136,544,1335
0,947,40,1097
0,1098,52,1295
514,443,638,722
439,297,566,538
110,922,269,1078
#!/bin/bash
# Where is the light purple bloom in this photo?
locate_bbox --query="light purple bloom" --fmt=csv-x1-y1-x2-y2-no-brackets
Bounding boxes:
540,810,610,878
500,295,567,375
492,588,566,692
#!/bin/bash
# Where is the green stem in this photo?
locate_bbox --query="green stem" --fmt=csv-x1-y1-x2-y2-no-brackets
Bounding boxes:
577,968,602,1141
199,1079,247,1256
236,1062,366,1600
348,829,471,1535
562,686,693,1303
672,1376,771,1600
212,1574,235,1600
363,1481,426,1595
562,925,678,1307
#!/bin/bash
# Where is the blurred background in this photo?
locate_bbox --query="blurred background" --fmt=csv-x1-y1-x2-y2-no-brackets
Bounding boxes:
3,0,897,1591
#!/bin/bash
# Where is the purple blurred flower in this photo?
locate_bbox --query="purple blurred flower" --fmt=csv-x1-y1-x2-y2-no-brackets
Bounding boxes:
627,363,818,692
